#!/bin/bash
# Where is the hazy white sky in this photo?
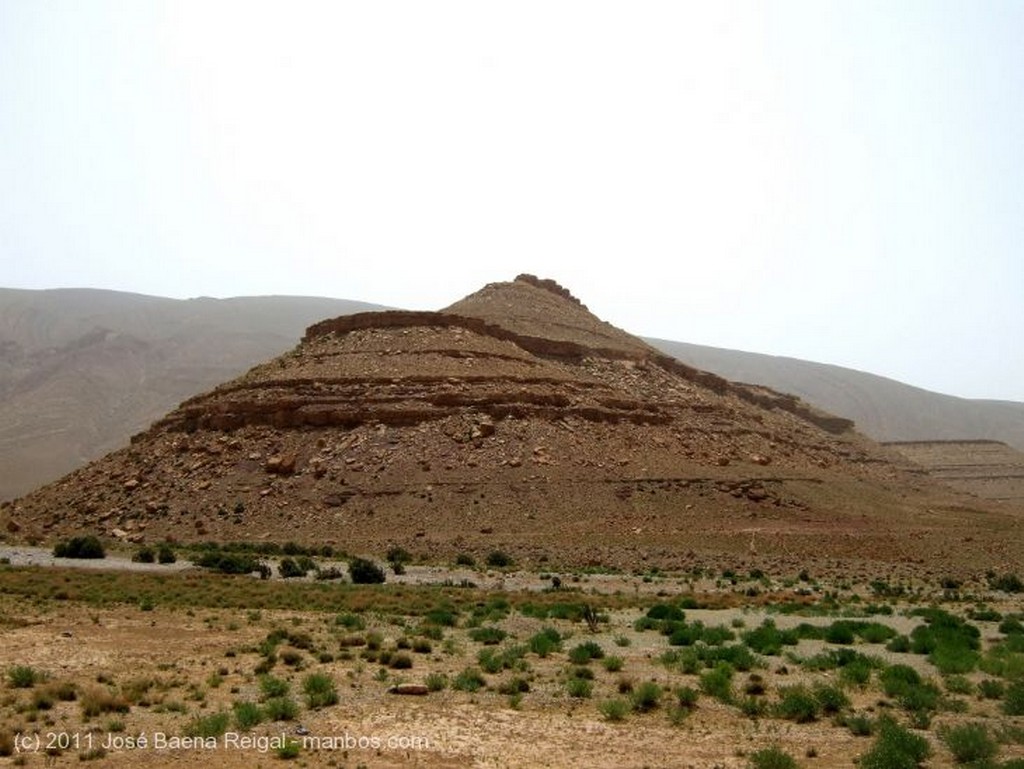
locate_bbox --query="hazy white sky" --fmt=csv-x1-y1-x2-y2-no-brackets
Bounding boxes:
1,1,1021,401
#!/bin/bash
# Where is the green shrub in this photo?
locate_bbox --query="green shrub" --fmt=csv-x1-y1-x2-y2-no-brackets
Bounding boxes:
878,664,940,713
1005,681,1024,716
940,723,997,764
989,573,1024,593
839,658,875,687
699,663,734,703
469,626,508,645
844,713,874,737
157,544,176,564
704,643,756,671
477,644,526,674
813,682,850,714
879,664,940,712
602,656,624,672
646,603,686,622
667,620,735,647
675,685,699,709
497,676,530,695
258,675,289,700
738,695,767,718
897,683,940,714
452,668,486,692
263,696,299,721
386,546,411,565
53,536,105,559
132,547,155,563
571,666,594,680
742,620,797,655
184,711,230,738
859,717,930,769
880,664,921,693
979,679,1005,699
275,738,301,759
824,621,857,645
999,617,1024,635
302,673,338,709
477,648,504,674
944,675,973,695
566,677,593,698
748,746,798,769
969,607,1002,622
348,557,385,584
634,616,660,632
887,635,911,653
425,672,448,692
424,607,459,627
568,641,605,664
528,627,562,657
599,698,630,721
859,622,898,644
233,701,264,729
630,681,662,712
930,645,980,675
908,609,981,674
776,685,820,723
7,665,42,688
335,612,366,630
196,551,260,574
485,550,513,568
278,557,307,578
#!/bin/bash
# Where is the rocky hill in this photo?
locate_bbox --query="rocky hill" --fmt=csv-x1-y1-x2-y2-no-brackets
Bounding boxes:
651,338,1024,450
5,276,1021,576
4,284,1024,506
885,440,1024,503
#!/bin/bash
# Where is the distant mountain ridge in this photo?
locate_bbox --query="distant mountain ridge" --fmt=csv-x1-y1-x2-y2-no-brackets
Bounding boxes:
648,339,1024,450
1,286,1022,502
0,288,384,500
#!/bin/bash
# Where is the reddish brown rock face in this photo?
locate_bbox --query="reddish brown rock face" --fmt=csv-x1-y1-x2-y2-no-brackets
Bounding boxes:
5,276,1021,575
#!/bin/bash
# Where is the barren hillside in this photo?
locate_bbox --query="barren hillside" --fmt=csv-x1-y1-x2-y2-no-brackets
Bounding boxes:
6,276,1021,576
0,288,382,500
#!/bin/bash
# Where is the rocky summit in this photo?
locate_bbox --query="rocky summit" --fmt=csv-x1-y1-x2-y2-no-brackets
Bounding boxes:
4,275,1021,575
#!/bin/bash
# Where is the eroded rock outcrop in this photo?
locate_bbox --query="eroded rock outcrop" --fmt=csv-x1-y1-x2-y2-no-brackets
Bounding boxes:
9,275,1000,573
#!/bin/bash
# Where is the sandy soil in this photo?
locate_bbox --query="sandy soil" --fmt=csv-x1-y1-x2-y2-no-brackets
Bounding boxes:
2,585,1021,769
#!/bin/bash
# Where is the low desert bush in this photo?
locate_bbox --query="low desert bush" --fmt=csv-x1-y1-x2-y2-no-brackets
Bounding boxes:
775,685,820,723
302,673,338,708
53,536,105,559
348,558,385,584
859,717,930,769
599,698,630,721
452,668,486,692
263,696,299,721
184,711,230,738
7,665,42,688
748,746,798,769
233,701,264,730
940,723,997,764
699,663,734,703
631,681,663,712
